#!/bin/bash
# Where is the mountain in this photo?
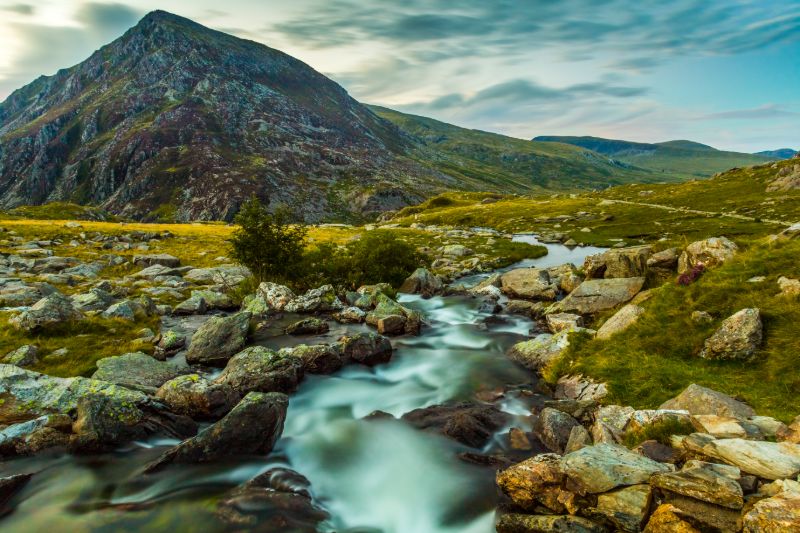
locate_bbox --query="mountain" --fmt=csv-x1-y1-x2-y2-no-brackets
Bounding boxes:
755,148,797,159
533,135,776,179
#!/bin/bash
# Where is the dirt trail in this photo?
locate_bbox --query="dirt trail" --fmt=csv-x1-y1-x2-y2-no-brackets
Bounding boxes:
603,199,792,227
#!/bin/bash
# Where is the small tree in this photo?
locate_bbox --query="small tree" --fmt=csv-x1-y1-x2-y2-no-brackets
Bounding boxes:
341,230,422,290
229,197,307,283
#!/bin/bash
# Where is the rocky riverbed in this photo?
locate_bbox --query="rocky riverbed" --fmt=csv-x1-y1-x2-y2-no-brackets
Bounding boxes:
1,229,799,532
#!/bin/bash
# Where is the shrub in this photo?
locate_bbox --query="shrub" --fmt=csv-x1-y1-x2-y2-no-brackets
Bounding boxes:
229,196,307,284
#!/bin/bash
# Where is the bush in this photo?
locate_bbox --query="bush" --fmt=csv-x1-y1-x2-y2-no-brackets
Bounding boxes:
229,197,307,284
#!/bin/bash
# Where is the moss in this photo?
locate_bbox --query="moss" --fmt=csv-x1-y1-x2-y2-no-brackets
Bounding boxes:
622,418,696,448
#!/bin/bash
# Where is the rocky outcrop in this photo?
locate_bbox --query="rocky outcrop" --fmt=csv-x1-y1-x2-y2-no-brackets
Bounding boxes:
549,277,645,315
699,308,763,361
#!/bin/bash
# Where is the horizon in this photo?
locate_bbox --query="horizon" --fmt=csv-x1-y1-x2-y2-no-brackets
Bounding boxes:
0,1,798,152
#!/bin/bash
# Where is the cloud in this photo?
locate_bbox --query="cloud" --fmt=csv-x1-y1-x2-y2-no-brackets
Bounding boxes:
74,2,141,41
1,3,35,15
699,104,800,121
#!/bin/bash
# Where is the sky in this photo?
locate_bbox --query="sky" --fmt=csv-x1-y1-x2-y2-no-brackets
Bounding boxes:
0,0,798,152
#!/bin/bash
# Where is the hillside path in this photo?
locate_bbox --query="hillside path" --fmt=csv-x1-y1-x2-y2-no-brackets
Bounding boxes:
602,199,793,227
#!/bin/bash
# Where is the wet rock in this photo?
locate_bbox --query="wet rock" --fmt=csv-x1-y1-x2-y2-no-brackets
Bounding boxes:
71,288,114,312
92,352,183,393
146,392,288,471
185,312,251,366
338,332,393,366
545,313,583,333
133,254,180,268
285,317,329,336
596,304,644,340
549,277,645,315
173,295,207,316
496,453,567,511
215,346,304,396
678,237,738,274
281,344,343,375
501,268,558,300
0,415,71,456
399,268,443,298
284,284,342,313
651,461,744,509
2,345,38,367
584,246,651,279
703,439,800,479
534,407,581,454
660,383,756,419
332,306,366,323
594,484,652,532
643,504,701,533
376,314,407,335
699,308,763,361
561,443,670,494
496,513,605,533
402,402,509,448
0,473,33,517
10,293,82,331
156,374,239,420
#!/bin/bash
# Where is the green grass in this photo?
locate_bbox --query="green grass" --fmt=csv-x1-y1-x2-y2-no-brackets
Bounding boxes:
622,417,696,448
545,238,800,421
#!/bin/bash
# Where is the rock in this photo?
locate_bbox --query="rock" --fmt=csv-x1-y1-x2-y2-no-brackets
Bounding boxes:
155,374,239,420
743,484,800,532
699,308,762,361
132,264,183,280
546,313,584,333
215,346,304,396
284,284,343,313
146,392,288,471
554,375,608,402
691,310,714,323
399,268,443,298
281,344,343,374
690,414,748,439
508,427,533,451
0,473,33,515
680,432,717,456
647,248,680,270
534,407,581,454
703,439,800,479
660,493,742,532
643,504,701,533
2,345,38,367
9,293,82,331
678,237,738,274
594,484,652,532
501,268,557,300
155,330,186,358
496,514,605,533
507,329,579,372
660,383,756,419
505,299,546,318
377,314,407,335
636,440,682,464
565,425,592,453
70,288,114,312
92,352,183,393
441,244,473,257
625,409,692,435
190,289,236,310
365,293,421,335
0,414,71,456
240,293,269,315
596,304,645,340
561,443,670,494
584,246,651,279
495,454,567,512
333,306,366,323
256,282,296,312
133,254,180,268
101,300,136,321
285,317,329,335
401,402,509,448
749,415,788,440
183,265,250,286
549,277,645,315
778,276,800,296
338,332,393,366
185,312,251,366
173,296,207,316
592,405,635,444
651,461,744,509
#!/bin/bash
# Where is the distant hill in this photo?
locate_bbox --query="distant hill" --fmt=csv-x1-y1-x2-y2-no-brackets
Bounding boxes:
755,149,797,159
533,135,776,179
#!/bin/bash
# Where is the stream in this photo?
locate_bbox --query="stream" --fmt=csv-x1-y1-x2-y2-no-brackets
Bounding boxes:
1,236,603,533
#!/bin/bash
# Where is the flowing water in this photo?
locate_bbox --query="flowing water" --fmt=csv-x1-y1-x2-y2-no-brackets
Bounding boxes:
1,236,602,533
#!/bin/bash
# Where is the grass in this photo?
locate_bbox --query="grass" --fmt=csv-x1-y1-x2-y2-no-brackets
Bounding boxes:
622,417,696,448
545,237,800,422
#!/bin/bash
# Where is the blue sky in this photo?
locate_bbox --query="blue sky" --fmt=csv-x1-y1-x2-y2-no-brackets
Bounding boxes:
0,0,798,152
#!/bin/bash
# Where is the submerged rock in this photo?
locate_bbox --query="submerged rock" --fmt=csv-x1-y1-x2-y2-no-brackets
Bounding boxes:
185,312,251,366
402,402,509,448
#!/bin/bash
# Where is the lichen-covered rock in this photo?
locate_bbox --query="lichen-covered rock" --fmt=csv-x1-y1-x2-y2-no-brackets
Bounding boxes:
257,282,296,312
496,513,605,533
399,268,443,298
703,439,800,480
183,266,251,286
678,237,738,274
561,443,670,494
643,504,701,533
534,407,581,454
9,293,82,331
155,330,186,358
549,277,645,315
699,308,763,361
743,481,800,532
660,383,756,419
215,346,304,396
145,392,288,471
338,332,393,366
594,484,652,532
92,352,183,393
651,461,744,509
545,313,583,333
70,288,114,312
173,296,207,316
185,312,251,366
190,290,236,310
332,306,366,323
596,304,645,340
500,268,558,300
584,246,651,279
690,414,749,439
284,284,343,313
101,300,136,321
155,374,239,420
285,317,329,336
2,345,39,367
365,293,421,335
778,276,800,296
496,453,567,511
507,329,583,372
281,344,343,375
554,375,608,402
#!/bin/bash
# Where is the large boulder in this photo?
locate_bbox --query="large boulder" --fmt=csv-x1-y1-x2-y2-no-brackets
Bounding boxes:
703,439,800,480
399,268,443,298
145,392,288,471
337,332,393,366
596,304,645,340
92,352,183,393
71,288,114,312
500,268,558,300
215,346,304,396
659,384,756,419
185,312,251,366
561,443,670,494
285,285,343,313
365,294,422,336
699,308,762,361
190,290,236,311
678,237,738,274
549,277,645,315
156,374,239,420
584,246,651,279
9,293,82,331
401,402,509,448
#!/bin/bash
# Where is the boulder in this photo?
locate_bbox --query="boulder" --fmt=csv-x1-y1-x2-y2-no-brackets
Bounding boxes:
377,314,407,335
2,345,39,367
496,514,604,533
643,504,701,533
534,407,582,454
495,453,567,512
399,268,443,298
507,329,583,372
592,405,635,444
155,330,186,358
699,308,762,361
565,425,592,453
561,443,670,494
285,318,329,335
133,254,180,268
365,293,421,335
183,265,250,286
554,375,608,402
214,346,304,396
333,306,366,323
584,246,651,279
9,293,82,331
660,384,756,419
678,237,738,274
546,313,584,333
703,439,800,479
500,268,558,300
280,344,343,375
156,374,239,420
190,290,236,310
145,392,288,471
504,299,546,318
594,484,652,532
101,301,136,321
778,276,800,296
92,352,183,393
743,483,800,532
0,414,71,456
690,415,748,439
549,277,645,315
185,312,251,366
132,264,182,279
284,284,343,313
338,332,393,366
173,296,207,316
70,288,114,312
256,282,296,312
647,248,680,270
596,304,645,340
651,461,743,509
401,402,508,448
